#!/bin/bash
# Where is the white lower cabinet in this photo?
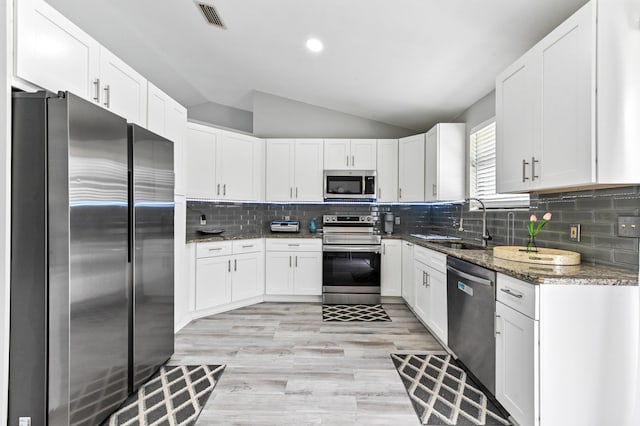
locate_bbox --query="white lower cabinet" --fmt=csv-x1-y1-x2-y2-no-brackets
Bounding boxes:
265,239,322,296
495,301,537,426
401,241,415,307
412,245,448,344
195,239,264,311
381,239,402,297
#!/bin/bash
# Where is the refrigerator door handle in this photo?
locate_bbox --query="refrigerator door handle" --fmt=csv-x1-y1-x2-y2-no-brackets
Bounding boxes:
128,170,133,263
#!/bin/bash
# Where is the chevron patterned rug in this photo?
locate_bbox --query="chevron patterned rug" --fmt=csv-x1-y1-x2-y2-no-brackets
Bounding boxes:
106,364,225,426
322,304,392,322
391,353,510,425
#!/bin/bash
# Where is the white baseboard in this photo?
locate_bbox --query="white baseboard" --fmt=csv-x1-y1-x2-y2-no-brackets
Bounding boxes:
187,296,265,323
263,295,322,303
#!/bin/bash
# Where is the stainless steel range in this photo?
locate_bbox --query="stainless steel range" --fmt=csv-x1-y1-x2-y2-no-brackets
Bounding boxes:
322,215,381,304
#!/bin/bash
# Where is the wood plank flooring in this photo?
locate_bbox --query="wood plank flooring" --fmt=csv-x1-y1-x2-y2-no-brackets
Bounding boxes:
170,302,444,425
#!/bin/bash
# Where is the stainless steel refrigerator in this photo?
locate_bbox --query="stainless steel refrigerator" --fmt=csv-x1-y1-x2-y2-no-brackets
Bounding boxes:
127,124,174,392
9,91,130,426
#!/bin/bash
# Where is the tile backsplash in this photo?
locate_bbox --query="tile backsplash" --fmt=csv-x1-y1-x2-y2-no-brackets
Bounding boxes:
187,185,640,272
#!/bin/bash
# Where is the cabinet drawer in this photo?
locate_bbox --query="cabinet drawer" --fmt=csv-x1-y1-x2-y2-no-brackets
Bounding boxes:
197,241,233,258
496,273,538,319
266,238,321,252
233,238,264,254
413,245,447,273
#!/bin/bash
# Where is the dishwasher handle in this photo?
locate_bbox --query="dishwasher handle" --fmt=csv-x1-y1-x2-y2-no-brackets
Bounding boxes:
446,265,494,287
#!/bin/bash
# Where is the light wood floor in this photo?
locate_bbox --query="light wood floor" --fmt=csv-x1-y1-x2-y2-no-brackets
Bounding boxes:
170,302,445,425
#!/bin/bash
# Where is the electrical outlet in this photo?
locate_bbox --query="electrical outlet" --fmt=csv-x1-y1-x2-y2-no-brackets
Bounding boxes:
394,216,400,225
200,214,206,225
284,215,290,221
618,216,640,238
569,224,581,242
19,418,31,426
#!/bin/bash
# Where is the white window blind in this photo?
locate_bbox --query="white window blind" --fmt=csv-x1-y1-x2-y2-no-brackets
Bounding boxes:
469,120,529,209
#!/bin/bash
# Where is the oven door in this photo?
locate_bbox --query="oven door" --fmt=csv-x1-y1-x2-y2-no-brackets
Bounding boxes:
322,245,381,304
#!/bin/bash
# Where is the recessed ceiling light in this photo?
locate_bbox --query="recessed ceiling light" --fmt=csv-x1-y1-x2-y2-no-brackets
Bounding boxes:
306,38,324,53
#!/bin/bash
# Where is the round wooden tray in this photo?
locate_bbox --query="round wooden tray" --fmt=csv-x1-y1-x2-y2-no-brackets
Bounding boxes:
493,246,581,265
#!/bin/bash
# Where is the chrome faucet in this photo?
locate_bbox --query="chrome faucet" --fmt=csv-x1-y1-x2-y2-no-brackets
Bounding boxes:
464,198,492,248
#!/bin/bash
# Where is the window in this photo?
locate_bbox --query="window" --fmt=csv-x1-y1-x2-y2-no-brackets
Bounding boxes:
469,119,529,209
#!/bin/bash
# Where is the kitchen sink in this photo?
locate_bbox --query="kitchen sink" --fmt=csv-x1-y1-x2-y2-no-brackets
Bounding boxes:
427,241,487,250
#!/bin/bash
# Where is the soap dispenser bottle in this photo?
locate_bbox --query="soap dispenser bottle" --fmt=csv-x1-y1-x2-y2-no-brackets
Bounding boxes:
309,217,317,234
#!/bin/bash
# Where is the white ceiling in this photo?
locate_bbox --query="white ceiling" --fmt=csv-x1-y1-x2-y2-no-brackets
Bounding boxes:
46,0,588,131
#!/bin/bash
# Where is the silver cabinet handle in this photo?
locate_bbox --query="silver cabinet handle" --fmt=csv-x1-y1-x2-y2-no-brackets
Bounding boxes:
289,255,292,268
351,155,355,167
531,156,539,181
383,244,386,255
208,247,222,251
223,184,226,196
500,288,524,298
287,243,300,247
228,259,231,272
378,187,381,198
295,256,298,267
346,155,349,167
103,85,110,108
522,159,530,182
290,187,293,198
495,314,501,336
234,259,237,271
242,244,254,248
399,188,402,199
296,187,298,198
432,183,437,196
426,272,430,287
93,78,101,102
217,184,220,196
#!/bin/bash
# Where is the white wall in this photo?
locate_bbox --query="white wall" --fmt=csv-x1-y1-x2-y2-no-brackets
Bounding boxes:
1,0,11,423
188,101,253,134
252,91,416,138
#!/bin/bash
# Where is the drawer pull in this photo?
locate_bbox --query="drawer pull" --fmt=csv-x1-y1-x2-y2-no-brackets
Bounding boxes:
208,247,223,251
288,244,300,247
500,288,524,299
242,244,254,248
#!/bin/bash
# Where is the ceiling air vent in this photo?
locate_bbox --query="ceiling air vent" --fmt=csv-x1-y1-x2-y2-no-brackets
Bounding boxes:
195,2,226,29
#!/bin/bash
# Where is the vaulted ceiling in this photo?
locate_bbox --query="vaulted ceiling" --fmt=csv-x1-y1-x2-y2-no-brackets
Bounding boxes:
46,0,588,131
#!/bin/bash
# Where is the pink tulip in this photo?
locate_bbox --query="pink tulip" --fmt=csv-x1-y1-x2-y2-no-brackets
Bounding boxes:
543,212,552,221
530,214,537,222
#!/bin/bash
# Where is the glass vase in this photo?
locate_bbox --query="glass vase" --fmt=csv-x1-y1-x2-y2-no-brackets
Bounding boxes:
526,235,537,253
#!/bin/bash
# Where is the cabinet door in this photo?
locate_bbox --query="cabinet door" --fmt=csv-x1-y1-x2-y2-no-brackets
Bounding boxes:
195,256,231,310
495,302,537,426
292,251,322,295
413,262,428,322
351,139,377,170
147,82,167,136
426,267,447,345
166,100,188,197
381,240,402,296
376,139,398,203
266,139,294,201
401,242,415,307
398,134,425,202
324,139,350,169
538,3,594,189
424,128,438,202
185,124,217,199
294,139,324,202
265,252,294,295
217,132,264,201
496,53,539,193
232,252,264,301
15,0,100,101
99,47,148,126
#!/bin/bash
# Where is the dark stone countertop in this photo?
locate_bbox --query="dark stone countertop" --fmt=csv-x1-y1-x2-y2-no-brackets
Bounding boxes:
186,232,638,286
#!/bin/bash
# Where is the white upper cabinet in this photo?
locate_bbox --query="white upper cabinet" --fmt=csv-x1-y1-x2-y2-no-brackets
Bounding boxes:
185,122,218,200
148,82,187,196
496,1,635,193
424,124,465,202
217,131,264,201
15,0,148,126
324,139,376,170
14,0,100,101
98,47,147,126
266,139,323,202
398,134,425,202
376,139,398,203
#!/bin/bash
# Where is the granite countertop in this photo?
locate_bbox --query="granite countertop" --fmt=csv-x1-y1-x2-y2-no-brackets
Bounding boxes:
186,232,638,286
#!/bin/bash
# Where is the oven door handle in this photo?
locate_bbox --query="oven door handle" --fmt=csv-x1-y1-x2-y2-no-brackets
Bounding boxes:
323,245,381,253
446,266,493,287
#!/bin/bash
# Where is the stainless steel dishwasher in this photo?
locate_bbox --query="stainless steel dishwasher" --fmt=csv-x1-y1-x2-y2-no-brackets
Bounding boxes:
446,256,497,394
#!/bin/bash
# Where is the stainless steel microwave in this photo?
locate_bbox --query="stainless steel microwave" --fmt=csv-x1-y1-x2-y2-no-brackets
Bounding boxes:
323,170,376,201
